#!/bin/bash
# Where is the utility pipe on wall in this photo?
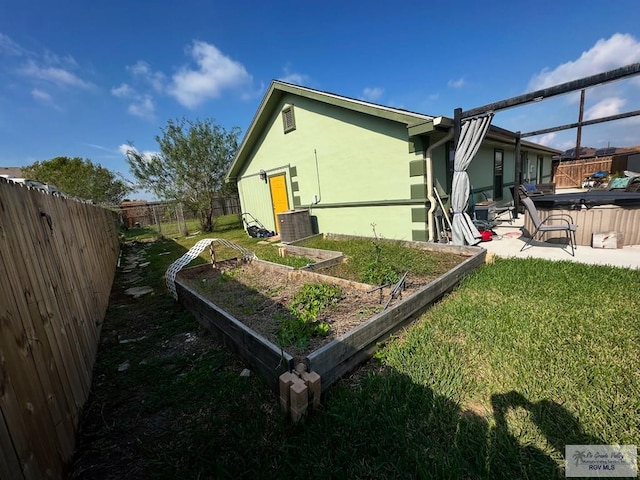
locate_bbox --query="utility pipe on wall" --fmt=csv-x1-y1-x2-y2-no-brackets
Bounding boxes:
425,130,453,241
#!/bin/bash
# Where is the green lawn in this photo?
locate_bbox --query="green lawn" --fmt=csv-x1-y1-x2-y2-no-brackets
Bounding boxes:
123,213,243,241
72,226,640,479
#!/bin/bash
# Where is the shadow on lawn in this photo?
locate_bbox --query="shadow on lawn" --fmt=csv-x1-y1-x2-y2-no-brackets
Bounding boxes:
488,390,604,479
68,235,605,480
312,371,605,479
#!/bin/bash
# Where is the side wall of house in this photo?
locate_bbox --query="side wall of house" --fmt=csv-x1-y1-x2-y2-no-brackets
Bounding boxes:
466,145,554,206
236,94,424,240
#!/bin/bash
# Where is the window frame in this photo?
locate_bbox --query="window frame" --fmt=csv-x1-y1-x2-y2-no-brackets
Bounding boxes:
493,148,504,200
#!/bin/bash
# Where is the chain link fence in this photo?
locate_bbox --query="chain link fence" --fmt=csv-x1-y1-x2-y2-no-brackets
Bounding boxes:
119,195,241,237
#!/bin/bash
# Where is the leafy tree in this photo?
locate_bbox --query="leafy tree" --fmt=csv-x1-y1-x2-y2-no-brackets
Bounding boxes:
22,156,132,204
125,118,241,231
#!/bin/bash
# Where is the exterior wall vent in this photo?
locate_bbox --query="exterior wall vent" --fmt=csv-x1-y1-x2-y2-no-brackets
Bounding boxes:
282,106,296,133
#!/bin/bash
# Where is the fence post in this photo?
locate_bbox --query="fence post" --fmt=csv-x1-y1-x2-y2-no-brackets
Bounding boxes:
152,205,162,235
177,203,188,237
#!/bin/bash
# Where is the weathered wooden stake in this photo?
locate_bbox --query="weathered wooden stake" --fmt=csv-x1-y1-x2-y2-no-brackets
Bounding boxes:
302,371,321,409
278,372,294,411
289,377,308,423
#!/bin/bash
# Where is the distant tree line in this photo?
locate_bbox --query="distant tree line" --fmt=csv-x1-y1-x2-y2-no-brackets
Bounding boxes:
22,117,240,232
22,156,131,205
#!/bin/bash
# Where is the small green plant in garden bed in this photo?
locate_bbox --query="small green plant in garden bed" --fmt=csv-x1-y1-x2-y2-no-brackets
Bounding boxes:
193,269,241,297
276,282,342,348
254,246,315,269
360,225,400,285
297,230,458,285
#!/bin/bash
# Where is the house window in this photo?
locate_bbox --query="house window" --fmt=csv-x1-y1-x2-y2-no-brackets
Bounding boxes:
446,141,454,191
520,150,528,184
536,154,544,183
494,149,504,200
282,106,296,133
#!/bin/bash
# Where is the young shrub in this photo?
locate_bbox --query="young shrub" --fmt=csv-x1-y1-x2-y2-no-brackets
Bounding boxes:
276,282,343,348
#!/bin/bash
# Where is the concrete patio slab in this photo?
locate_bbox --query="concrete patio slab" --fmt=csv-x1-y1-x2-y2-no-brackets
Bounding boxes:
480,214,640,270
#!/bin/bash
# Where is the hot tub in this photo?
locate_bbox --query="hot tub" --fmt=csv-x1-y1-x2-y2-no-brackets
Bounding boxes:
523,191,640,246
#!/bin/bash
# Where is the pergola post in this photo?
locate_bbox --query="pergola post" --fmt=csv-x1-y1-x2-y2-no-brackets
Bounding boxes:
453,107,462,190
514,132,521,218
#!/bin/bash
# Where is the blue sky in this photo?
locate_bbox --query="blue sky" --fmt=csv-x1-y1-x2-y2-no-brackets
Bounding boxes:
2,1,640,199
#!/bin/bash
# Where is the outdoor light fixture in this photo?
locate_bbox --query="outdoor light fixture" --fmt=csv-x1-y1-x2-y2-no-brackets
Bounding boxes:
259,169,267,183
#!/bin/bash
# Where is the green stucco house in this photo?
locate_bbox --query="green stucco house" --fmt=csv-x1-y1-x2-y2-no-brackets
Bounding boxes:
226,81,560,242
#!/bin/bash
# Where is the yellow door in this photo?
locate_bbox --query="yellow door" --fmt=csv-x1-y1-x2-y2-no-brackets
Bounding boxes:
269,174,290,233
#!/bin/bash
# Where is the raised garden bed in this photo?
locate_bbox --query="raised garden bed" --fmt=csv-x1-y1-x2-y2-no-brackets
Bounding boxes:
174,238,485,407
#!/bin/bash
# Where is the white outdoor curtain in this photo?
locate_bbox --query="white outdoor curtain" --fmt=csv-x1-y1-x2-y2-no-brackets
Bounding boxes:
451,113,494,245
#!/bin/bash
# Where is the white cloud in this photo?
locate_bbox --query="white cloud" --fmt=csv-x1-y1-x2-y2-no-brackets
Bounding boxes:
528,33,640,90
19,60,92,89
513,33,640,149
279,72,306,85
127,95,155,120
120,144,157,162
86,143,116,153
30,88,62,111
448,77,465,88
168,40,252,108
278,65,309,86
111,82,154,120
362,87,384,102
118,144,132,156
0,33,26,56
31,88,52,102
43,50,77,68
127,60,165,92
128,61,151,77
584,97,626,120
532,132,557,147
111,83,135,98
1,35,93,104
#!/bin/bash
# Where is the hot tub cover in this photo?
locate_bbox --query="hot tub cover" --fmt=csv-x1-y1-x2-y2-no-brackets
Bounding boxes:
531,190,640,208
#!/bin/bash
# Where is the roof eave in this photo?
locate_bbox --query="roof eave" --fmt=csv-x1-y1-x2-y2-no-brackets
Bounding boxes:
226,81,434,182
226,82,284,182
407,116,454,136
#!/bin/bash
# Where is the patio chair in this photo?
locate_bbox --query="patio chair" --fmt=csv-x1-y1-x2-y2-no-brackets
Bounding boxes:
520,197,578,256
493,190,515,224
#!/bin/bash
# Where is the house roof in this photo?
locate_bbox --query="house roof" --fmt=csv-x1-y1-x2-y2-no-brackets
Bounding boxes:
226,81,561,181
226,81,435,181
555,145,640,160
0,167,23,178
409,116,562,155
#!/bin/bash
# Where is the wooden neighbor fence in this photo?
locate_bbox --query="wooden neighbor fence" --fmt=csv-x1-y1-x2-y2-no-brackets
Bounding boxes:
553,156,627,188
0,178,120,479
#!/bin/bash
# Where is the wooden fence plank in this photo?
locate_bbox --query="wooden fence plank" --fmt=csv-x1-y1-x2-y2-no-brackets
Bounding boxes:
0,178,120,478
0,407,25,480
0,190,67,476
5,187,84,417
37,196,93,397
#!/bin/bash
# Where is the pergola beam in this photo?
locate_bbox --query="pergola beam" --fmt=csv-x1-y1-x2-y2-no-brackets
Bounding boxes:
521,109,640,138
460,63,640,119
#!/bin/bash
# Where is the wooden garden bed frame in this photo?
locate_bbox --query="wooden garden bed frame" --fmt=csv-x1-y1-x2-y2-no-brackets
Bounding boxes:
175,238,486,398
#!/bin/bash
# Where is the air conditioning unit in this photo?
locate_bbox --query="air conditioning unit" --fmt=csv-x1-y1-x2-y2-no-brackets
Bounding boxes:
277,209,313,243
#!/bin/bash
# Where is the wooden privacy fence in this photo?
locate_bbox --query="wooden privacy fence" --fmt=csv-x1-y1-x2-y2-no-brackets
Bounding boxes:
553,156,627,188
0,178,120,479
